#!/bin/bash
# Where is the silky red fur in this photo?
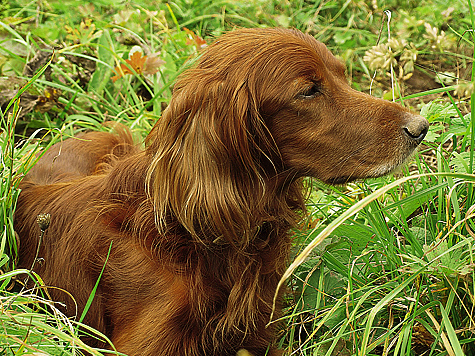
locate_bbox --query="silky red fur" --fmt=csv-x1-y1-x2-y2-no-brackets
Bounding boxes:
15,28,428,356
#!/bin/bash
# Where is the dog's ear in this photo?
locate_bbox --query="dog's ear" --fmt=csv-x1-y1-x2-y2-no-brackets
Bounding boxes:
145,72,279,247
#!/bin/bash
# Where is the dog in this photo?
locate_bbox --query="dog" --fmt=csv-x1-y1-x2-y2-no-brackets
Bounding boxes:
15,28,428,355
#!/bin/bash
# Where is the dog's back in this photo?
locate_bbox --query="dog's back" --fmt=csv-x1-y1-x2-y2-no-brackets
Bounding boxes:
26,126,137,185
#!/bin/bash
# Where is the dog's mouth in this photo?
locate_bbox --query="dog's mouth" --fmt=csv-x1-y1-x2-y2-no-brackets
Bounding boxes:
326,176,353,185
326,157,410,185
326,171,390,185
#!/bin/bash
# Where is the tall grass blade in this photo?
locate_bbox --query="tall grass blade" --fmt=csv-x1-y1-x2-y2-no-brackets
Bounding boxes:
271,172,475,323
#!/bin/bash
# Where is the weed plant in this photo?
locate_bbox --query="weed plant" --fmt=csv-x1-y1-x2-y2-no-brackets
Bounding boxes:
0,1,474,355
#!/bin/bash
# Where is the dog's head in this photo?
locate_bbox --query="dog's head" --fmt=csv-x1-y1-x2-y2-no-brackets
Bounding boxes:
146,28,428,242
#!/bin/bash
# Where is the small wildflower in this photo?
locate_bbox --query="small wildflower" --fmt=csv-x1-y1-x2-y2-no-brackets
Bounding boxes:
441,7,455,18
388,38,407,52
36,213,51,232
363,43,395,71
65,18,99,44
423,23,453,51
454,82,474,98
364,38,417,79
435,72,455,85
36,87,62,113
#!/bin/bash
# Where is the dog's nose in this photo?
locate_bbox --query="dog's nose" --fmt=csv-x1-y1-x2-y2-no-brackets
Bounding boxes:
402,114,429,144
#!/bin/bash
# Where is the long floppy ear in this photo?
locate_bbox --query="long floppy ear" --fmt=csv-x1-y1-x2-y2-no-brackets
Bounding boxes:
145,68,280,247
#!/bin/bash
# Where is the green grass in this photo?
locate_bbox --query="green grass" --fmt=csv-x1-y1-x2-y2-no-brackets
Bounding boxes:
1,0,474,355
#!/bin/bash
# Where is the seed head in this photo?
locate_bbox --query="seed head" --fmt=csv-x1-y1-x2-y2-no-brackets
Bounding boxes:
36,213,51,232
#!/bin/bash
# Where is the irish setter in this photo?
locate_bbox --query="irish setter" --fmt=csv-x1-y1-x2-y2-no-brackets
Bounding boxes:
15,28,428,355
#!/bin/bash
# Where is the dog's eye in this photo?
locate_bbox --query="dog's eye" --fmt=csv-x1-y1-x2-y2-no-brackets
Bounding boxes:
300,83,321,99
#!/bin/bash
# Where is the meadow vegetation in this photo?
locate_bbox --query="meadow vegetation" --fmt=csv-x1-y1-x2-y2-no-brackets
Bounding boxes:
1,0,474,355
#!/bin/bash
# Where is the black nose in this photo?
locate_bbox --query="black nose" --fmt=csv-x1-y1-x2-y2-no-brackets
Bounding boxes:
402,114,429,144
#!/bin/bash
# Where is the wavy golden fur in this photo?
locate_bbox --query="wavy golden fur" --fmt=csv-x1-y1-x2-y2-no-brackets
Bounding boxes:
15,28,428,355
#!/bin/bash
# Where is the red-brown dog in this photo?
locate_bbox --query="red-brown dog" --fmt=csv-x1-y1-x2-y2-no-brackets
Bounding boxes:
15,28,428,355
